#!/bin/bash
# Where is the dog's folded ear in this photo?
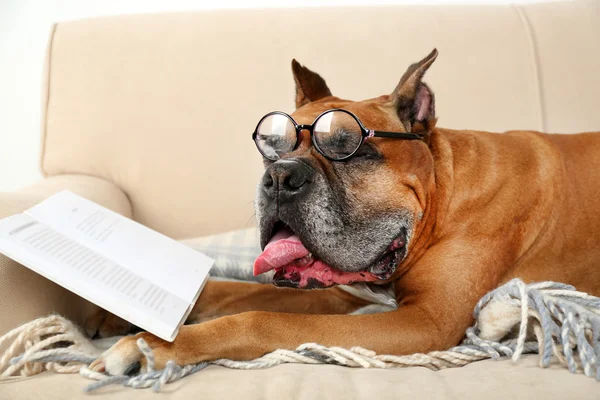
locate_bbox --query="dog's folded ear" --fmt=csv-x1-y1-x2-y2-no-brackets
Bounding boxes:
391,49,438,134
291,59,333,109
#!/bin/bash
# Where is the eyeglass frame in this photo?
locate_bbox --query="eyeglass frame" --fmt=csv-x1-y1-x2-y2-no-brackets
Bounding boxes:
251,108,425,161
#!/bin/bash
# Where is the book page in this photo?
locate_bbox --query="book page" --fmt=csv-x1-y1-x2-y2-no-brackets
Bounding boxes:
0,213,189,341
25,191,214,306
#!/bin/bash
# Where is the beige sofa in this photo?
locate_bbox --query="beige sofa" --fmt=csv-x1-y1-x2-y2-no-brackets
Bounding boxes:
1,1,599,398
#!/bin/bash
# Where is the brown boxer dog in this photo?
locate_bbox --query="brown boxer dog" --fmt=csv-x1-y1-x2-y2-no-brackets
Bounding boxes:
90,49,600,375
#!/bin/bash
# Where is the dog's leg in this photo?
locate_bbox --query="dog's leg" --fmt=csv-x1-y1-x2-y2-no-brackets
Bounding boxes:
90,282,380,375
189,280,373,323
91,304,442,375
84,280,368,338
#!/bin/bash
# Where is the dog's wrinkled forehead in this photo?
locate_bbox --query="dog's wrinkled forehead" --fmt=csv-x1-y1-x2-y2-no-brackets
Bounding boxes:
290,97,406,134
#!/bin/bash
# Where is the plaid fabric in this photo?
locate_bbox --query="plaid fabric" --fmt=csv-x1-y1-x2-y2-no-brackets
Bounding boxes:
180,228,271,283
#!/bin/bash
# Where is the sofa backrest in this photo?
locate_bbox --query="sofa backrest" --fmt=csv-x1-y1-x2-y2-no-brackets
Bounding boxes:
41,1,599,239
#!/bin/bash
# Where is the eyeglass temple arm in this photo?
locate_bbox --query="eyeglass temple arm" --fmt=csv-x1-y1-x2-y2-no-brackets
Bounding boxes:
368,130,425,141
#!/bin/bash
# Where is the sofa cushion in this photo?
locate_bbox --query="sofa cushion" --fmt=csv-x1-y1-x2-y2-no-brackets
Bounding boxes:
1,355,597,399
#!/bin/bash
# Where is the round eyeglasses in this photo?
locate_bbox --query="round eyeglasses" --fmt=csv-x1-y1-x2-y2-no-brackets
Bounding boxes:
252,108,425,161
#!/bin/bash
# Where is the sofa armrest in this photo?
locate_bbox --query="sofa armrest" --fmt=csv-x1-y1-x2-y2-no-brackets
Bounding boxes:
0,175,132,340
16,174,132,217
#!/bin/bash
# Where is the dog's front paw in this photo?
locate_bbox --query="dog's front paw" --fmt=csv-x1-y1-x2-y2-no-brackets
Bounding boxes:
84,309,134,338
89,332,171,376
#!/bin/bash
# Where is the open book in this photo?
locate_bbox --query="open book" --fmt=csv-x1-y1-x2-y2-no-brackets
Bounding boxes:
0,191,214,342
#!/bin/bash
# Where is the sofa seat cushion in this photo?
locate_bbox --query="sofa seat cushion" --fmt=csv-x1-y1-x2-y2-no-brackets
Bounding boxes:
1,355,597,399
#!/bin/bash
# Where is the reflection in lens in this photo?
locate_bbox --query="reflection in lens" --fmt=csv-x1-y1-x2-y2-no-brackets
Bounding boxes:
255,114,296,160
313,111,363,160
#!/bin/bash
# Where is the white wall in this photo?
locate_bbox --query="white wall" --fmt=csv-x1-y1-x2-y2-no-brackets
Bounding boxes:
0,0,563,192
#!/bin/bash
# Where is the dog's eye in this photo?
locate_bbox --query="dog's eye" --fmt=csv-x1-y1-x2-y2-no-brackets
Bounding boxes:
350,143,382,161
316,128,361,158
321,129,382,161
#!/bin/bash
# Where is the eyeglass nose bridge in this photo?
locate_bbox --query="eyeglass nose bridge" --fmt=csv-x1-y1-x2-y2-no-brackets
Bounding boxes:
296,124,313,132
291,124,314,153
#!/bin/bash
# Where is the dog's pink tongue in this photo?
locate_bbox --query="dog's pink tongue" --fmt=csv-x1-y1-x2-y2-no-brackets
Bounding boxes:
253,227,310,276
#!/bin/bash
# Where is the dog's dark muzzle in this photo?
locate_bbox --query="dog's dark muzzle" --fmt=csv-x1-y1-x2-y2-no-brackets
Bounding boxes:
261,159,315,204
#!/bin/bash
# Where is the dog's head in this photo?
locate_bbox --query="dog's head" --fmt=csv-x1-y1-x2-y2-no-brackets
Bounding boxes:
254,49,439,289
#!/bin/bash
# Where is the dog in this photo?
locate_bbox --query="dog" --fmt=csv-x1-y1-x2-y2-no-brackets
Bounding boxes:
88,49,600,375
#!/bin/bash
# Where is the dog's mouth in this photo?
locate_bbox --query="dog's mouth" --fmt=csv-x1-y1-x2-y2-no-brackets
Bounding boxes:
253,223,407,289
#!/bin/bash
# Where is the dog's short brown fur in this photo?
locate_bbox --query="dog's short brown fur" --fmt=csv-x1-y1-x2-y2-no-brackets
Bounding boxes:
90,50,600,375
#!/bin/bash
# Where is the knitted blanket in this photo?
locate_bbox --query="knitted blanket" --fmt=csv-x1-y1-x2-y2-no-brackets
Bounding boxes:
0,229,599,391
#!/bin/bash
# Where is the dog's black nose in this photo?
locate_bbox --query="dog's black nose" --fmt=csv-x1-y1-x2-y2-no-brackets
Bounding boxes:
262,159,314,203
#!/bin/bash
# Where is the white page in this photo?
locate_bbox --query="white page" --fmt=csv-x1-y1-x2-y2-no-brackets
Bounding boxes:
25,191,214,305
0,213,188,341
